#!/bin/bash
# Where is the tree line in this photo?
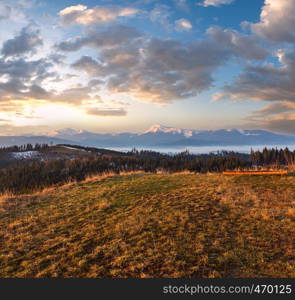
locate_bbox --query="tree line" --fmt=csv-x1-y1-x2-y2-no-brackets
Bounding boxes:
0,148,250,194
0,145,294,194
250,147,295,167
0,143,49,153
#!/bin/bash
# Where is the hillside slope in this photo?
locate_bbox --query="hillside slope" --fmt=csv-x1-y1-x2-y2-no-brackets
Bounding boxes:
0,174,295,278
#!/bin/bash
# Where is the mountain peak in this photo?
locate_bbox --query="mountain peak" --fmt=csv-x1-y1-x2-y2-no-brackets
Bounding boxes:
144,124,169,133
144,124,194,137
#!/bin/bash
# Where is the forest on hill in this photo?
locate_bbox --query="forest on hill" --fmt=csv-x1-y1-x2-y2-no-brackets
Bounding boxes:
0,144,295,194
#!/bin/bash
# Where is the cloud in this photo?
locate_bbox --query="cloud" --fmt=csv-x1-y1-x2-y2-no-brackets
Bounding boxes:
0,25,106,109
175,18,193,31
0,77,102,106
246,110,295,135
67,23,270,104
252,0,295,43
73,37,231,103
86,107,127,116
0,80,49,102
73,39,227,103
0,52,101,107
48,53,66,64
251,102,295,117
0,55,56,103
1,25,43,57
214,49,295,103
207,26,269,60
71,56,101,76
59,4,138,25
214,48,295,135
0,57,51,79
49,86,101,105
55,25,142,52
201,0,235,7
71,46,140,77
59,4,86,16
245,102,295,134
262,116,295,135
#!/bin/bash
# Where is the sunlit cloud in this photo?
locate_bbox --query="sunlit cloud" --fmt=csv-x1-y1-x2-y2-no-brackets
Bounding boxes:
1,25,43,57
252,0,295,43
59,4,138,25
214,49,295,103
201,0,235,7
175,18,192,31
86,107,127,116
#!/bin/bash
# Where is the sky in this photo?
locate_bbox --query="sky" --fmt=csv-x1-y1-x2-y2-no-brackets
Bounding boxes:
1,0,295,135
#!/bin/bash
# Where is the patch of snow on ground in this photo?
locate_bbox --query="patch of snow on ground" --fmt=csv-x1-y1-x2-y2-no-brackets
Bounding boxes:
12,151,39,159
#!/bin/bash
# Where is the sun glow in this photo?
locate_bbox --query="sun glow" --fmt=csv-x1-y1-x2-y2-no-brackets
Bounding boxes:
34,104,83,121
1,102,85,127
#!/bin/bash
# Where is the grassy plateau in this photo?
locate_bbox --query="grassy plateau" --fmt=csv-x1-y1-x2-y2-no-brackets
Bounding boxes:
0,173,295,278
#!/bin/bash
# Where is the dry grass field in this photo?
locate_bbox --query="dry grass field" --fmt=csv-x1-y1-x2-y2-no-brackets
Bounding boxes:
0,173,295,278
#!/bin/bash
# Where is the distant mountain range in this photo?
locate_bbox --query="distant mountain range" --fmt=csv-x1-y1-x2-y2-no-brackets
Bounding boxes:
1,124,295,148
